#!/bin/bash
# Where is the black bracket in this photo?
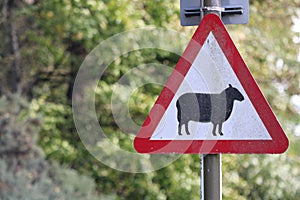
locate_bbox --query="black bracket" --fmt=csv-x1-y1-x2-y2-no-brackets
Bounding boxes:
184,5,243,17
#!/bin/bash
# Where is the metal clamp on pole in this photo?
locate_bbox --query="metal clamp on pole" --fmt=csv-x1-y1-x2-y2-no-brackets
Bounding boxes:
180,0,249,26
183,5,243,18
202,6,225,13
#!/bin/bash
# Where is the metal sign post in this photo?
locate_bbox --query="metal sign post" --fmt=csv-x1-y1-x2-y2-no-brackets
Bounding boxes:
201,1,222,200
201,154,222,200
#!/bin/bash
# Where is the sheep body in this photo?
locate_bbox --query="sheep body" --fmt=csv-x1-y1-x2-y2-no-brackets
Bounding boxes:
176,84,244,136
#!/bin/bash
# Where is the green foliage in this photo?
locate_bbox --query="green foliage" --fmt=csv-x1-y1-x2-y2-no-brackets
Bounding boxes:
0,95,101,199
29,97,77,163
223,154,300,200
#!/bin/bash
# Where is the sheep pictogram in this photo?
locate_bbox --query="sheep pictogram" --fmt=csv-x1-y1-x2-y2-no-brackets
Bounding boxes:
176,84,244,136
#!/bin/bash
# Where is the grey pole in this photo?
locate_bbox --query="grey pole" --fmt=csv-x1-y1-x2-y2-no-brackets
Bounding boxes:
200,1,222,200
203,0,222,16
202,154,222,200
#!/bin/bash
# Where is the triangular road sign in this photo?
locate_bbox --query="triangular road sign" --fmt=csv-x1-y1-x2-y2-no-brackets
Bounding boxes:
134,14,289,154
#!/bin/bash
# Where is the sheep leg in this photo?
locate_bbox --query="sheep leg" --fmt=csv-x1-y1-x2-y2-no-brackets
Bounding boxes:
212,123,217,136
178,123,182,135
218,123,223,136
184,122,190,135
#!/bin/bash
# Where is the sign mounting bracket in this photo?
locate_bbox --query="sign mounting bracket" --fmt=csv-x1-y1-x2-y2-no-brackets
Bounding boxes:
180,0,249,26
184,5,244,17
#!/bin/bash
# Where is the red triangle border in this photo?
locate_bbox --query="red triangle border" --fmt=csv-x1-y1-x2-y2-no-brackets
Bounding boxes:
134,14,289,154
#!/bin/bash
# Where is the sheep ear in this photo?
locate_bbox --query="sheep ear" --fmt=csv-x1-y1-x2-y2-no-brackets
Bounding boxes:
229,84,232,88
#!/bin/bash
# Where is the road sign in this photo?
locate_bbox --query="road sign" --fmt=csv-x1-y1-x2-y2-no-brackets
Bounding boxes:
134,14,289,154
180,0,249,26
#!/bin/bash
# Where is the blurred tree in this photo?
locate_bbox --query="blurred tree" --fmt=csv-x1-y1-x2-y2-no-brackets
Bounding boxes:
0,95,103,199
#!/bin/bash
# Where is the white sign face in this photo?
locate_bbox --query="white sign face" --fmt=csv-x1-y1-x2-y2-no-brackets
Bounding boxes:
134,14,288,154
150,32,271,140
